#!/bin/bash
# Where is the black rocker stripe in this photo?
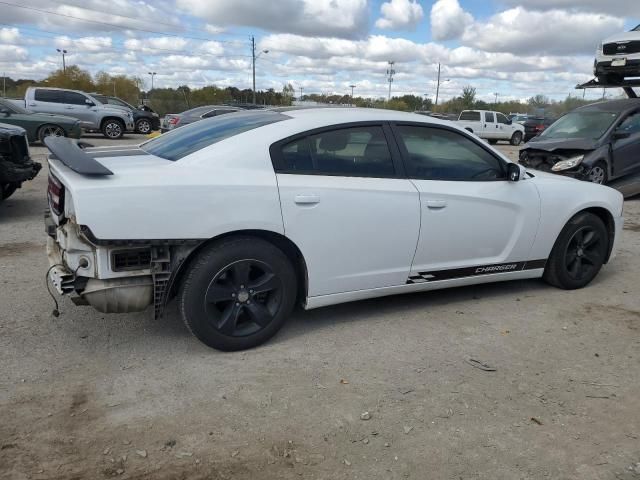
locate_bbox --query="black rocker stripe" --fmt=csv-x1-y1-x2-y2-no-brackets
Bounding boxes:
407,259,547,284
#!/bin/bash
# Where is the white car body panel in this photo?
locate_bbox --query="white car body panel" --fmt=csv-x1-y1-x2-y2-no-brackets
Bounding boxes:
45,108,624,316
409,178,541,273
456,110,524,141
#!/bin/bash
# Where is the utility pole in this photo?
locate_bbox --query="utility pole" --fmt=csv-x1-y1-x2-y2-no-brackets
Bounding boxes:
494,92,499,105
251,35,268,105
349,84,356,106
2,73,5,98
299,86,303,100
147,72,157,91
434,63,441,107
113,81,116,96
386,61,395,101
56,49,67,74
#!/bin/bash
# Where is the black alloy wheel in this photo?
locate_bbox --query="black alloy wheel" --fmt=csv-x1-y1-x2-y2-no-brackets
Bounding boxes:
38,124,65,143
587,162,608,185
543,212,608,289
204,259,283,337
179,237,297,351
563,226,606,282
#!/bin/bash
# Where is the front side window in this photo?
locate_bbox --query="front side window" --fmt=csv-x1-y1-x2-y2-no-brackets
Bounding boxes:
496,113,510,124
65,92,90,105
278,126,395,177
616,112,640,135
396,125,505,181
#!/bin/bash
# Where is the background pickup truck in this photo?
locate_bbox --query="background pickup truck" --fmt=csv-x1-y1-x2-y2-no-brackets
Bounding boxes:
11,87,135,139
456,109,525,146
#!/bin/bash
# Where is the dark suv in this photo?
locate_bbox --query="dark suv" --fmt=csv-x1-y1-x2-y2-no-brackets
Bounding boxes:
91,95,160,134
0,123,41,201
523,117,556,142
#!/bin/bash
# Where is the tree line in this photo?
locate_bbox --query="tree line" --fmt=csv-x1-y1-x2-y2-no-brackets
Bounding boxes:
2,66,597,118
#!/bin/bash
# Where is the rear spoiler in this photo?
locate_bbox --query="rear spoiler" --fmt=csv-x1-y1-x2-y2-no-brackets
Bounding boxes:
44,137,113,176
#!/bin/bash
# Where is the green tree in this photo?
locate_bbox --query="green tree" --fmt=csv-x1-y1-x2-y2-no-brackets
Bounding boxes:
461,86,476,109
43,65,94,92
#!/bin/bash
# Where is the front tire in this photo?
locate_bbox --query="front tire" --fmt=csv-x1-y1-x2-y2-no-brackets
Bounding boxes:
1,183,18,201
510,131,523,146
135,118,152,134
102,119,124,139
543,212,608,290
586,161,608,185
179,237,297,351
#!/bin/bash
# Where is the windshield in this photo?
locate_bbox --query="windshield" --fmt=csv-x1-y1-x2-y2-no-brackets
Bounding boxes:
140,111,289,161
633,24,640,31
540,111,619,139
108,97,134,109
0,98,28,114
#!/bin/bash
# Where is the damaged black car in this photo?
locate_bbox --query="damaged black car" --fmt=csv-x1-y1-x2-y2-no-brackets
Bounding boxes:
520,99,640,186
0,122,41,201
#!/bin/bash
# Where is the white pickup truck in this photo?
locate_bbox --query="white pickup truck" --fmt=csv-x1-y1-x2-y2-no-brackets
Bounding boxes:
457,110,524,145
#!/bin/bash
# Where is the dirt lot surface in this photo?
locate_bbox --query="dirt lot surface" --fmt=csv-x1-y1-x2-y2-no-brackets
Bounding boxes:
1,135,639,480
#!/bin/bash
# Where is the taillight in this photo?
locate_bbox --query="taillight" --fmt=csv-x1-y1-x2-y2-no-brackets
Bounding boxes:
48,173,65,216
535,125,545,131
168,116,180,126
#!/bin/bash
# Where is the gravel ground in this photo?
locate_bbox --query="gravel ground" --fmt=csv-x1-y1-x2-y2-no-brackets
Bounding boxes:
1,134,639,480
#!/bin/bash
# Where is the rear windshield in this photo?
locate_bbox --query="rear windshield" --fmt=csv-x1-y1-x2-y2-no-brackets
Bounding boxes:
140,111,289,161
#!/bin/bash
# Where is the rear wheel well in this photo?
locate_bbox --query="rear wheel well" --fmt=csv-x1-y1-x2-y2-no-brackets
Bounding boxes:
580,207,615,263
169,230,308,306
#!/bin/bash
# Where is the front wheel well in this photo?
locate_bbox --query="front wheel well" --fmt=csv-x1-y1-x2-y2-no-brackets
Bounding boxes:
579,207,615,263
100,116,125,129
168,230,308,306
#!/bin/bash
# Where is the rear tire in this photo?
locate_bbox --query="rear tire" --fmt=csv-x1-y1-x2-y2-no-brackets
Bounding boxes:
102,119,124,139
37,124,65,143
510,131,523,146
488,139,498,145
179,237,297,351
543,212,608,290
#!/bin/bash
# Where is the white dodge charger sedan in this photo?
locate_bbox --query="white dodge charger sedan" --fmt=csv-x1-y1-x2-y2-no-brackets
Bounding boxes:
45,108,624,351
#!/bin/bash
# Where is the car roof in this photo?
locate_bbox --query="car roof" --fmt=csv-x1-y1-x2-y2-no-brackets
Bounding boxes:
280,107,452,125
577,98,640,113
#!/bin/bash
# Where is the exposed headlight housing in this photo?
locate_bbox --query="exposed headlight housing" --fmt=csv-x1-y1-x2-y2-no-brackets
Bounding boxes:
552,155,584,172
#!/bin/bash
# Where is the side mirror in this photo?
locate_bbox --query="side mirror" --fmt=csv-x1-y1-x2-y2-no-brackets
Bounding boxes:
612,130,631,140
85,99,95,106
507,119,513,125
507,163,521,182
0,108,10,116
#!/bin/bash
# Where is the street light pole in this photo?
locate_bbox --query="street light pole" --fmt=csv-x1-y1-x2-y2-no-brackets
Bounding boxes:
435,63,441,107
494,92,499,105
56,49,67,74
251,36,268,105
386,61,395,101
349,84,356,106
299,86,303,100
147,72,157,91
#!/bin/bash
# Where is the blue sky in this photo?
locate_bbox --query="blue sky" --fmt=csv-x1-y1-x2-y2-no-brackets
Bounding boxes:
1,0,639,102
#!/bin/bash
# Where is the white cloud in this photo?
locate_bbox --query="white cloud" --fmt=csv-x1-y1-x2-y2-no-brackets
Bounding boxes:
124,36,189,53
0,44,28,62
176,0,369,38
430,0,473,41
462,7,624,55
0,28,20,44
54,36,113,53
499,0,640,17
375,0,424,30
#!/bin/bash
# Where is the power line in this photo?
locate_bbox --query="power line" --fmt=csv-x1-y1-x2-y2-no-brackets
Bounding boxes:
0,1,244,45
0,24,252,60
47,0,248,38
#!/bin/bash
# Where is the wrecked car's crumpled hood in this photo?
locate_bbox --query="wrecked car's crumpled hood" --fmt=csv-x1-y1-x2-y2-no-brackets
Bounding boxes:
523,136,598,152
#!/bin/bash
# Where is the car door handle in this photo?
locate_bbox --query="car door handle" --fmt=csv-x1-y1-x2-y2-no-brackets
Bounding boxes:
294,194,320,205
65,106,74,109
426,199,447,209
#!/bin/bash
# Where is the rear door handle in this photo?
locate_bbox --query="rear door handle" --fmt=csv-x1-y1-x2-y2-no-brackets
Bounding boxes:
294,194,320,205
426,199,447,209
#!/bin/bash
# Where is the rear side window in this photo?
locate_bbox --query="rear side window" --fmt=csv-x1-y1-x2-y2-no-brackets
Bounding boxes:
34,89,64,103
459,111,480,121
484,112,495,122
276,126,395,177
141,111,288,161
